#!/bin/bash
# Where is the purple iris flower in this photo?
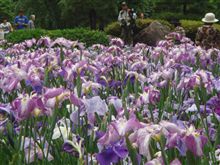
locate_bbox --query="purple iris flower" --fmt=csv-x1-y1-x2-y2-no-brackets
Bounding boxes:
108,96,123,115
44,88,64,99
170,158,182,165
96,148,120,165
184,134,207,157
110,38,124,48
63,142,79,157
70,95,108,125
25,39,36,48
96,76,108,87
106,46,123,56
36,37,52,47
108,80,122,88
11,94,47,121
96,142,128,165
0,104,12,132
62,135,84,159
145,156,164,165
33,85,43,94
137,86,160,106
69,94,84,107
96,131,105,140
123,74,136,85
161,121,208,157
207,96,220,116
21,137,53,163
50,38,75,48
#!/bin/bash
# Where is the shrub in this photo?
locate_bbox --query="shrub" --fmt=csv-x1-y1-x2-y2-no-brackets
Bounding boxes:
152,12,200,22
105,19,173,37
6,28,109,46
152,12,185,21
180,20,203,39
104,22,121,37
6,29,47,43
60,28,109,46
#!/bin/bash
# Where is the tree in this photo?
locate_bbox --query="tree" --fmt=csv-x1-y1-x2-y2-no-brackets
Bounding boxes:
11,0,219,29
0,0,15,21
15,0,61,29
209,0,220,18
128,0,154,17
58,0,119,29
153,0,213,20
11,0,157,29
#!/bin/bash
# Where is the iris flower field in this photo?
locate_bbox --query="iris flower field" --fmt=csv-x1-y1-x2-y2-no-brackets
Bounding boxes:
0,33,220,165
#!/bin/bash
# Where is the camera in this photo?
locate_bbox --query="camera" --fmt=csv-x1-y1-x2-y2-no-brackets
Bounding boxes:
129,8,137,20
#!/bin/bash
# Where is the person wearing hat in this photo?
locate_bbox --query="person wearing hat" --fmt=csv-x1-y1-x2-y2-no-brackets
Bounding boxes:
14,9,29,30
196,13,220,50
118,2,135,45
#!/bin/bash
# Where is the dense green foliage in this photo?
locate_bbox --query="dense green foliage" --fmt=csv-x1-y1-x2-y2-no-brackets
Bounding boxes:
58,0,118,28
0,0,15,21
152,0,220,20
14,0,61,29
1,0,220,29
6,28,109,46
6,29,46,43
12,0,152,29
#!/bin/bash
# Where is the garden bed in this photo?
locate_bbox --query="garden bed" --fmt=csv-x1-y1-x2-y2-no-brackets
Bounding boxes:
0,34,219,164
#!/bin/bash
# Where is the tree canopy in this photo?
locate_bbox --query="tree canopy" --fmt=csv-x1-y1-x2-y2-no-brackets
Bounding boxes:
0,0,15,21
1,0,220,29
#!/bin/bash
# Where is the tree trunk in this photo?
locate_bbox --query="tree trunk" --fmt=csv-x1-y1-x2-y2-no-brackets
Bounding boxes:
183,1,187,14
89,9,97,30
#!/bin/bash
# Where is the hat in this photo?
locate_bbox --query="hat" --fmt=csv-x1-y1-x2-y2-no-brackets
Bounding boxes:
202,13,219,23
121,2,127,6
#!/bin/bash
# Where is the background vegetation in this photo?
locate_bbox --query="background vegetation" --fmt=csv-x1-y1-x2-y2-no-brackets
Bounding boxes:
1,0,220,30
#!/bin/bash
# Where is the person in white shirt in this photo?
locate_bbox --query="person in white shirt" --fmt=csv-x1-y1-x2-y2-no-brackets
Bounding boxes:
118,2,130,27
0,18,13,34
28,15,35,29
118,2,136,45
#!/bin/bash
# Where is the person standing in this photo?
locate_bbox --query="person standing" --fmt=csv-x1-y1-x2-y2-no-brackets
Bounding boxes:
28,15,35,29
118,2,135,45
14,9,29,30
140,13,145,19
0,18,13,34
196,13,220,50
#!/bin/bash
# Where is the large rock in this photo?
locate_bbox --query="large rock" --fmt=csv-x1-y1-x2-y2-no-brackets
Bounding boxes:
134,21,171,46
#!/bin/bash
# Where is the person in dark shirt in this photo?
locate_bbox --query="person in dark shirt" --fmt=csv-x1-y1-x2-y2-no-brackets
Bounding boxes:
14,9,29,30
196,13,220,50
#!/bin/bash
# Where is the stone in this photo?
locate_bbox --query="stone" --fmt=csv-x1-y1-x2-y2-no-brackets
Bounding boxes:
134,21,171,46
